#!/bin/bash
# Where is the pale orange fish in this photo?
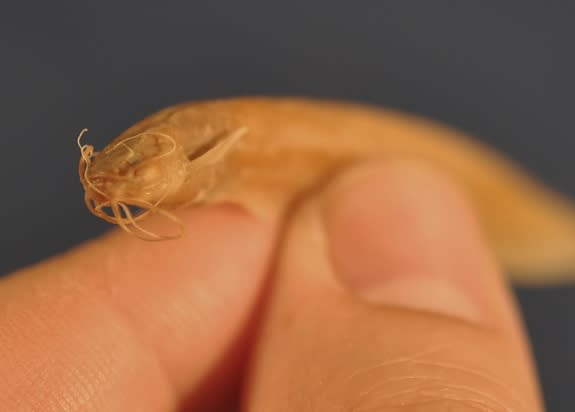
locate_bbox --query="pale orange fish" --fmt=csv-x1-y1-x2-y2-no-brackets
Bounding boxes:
78,97,575,285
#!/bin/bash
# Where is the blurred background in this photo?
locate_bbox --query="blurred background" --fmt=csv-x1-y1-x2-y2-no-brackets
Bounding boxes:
1,2,574,409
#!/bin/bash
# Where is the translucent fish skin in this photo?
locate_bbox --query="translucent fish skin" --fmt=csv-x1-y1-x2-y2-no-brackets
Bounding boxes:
82,97,575,284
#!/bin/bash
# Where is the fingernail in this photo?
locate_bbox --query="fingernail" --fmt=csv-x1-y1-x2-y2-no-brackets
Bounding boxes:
321,161,493,322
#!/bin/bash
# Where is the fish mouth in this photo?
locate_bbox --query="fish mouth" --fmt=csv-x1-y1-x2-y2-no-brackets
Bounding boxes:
82,188,184,241
79,163,149,230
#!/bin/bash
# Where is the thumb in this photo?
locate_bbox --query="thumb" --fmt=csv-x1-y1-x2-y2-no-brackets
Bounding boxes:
245,161,543,412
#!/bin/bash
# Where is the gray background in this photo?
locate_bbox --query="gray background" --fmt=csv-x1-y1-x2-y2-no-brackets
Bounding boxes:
1,2,574,410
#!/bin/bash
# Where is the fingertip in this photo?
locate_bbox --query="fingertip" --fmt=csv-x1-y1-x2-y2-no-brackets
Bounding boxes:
0,204,274,410
81,204,274,382
322,160,502,324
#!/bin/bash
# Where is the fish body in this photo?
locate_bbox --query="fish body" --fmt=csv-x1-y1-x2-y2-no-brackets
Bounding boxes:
79,97,575,284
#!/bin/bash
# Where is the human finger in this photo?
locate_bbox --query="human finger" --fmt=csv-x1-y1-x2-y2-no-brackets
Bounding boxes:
245,161,543,411
0,205,272,411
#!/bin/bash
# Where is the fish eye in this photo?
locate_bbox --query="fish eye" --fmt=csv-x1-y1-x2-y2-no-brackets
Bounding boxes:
126,157,139,166
125,152,142,166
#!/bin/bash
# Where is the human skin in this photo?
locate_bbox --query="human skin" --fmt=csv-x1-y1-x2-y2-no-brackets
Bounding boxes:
0,161,543,411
